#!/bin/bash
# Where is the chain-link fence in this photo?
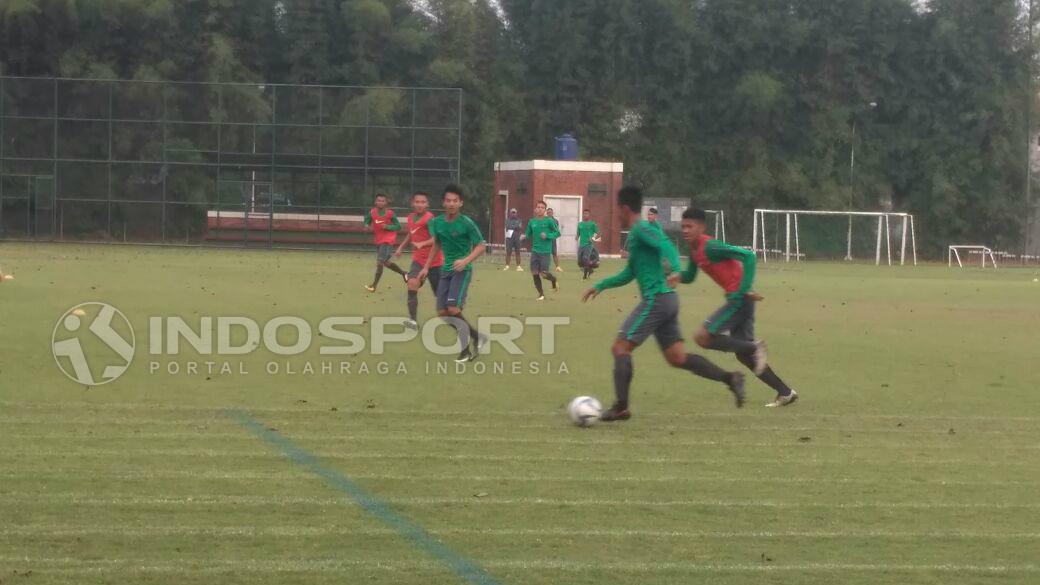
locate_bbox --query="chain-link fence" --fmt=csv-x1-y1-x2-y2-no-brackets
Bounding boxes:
0,77,462,248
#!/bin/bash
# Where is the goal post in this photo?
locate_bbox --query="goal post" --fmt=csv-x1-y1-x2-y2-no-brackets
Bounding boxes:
752,209,917,266
948,245,997,269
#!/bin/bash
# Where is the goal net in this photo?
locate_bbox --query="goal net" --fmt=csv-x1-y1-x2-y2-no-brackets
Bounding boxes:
752,209,917,265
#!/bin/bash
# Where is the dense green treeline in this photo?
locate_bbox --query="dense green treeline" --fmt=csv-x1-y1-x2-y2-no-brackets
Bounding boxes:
1,0,1034,252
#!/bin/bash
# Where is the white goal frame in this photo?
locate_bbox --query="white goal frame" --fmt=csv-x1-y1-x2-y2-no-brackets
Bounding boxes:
948,245,997,269
752,209,917,266
705,209,727,242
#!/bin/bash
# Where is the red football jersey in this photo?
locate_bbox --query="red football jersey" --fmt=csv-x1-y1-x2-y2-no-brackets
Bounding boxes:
366,208,399,245
692,234,743,293
406,211,444,267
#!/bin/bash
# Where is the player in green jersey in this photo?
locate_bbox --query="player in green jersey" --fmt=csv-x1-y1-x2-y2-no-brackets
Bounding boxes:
419,184,488,363
522,201,560,300
575,209,600,280
582,187,745,421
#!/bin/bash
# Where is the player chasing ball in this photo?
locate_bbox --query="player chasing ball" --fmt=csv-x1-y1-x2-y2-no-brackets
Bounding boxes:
576,208,601,280
583,186,746,422
363,193,408,292
522,201,560,300
419,184,489,363
503,208,524,271
393,192,445,330
671,208,799,407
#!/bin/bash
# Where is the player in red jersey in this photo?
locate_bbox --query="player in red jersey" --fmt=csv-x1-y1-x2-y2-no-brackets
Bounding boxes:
393,192,445,330
670,208,798,407
363,193,407,292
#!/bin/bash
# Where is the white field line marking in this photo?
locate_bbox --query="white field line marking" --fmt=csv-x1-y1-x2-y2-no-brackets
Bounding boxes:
4,432,1037,450
2,402,1038,422
2,494,1038,509
0,557,1037,574
0,470,1034,488
3,526,1040,540
2,448,1034,467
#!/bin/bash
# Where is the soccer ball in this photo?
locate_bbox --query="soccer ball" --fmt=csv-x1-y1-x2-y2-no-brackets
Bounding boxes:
568,396,602,427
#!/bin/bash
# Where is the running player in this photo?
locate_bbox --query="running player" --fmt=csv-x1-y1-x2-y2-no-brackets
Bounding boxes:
546,207,563,271
576,208,600,280
419,184,487,363
363,193,407,292
522,201,560,300
673,208,798,407
392,192,445,330
503,208,524,271
583,187,745,421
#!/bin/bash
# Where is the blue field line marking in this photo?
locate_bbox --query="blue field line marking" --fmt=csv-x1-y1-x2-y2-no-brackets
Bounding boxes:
226,409,502,585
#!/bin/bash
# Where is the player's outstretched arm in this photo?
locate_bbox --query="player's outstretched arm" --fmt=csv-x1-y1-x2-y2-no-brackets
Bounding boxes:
393,231,412,257
592,264,634,293
680,257,699,284
420,240,441,278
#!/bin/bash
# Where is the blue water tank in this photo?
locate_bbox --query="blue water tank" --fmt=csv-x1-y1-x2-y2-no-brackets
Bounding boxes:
554,133,578,160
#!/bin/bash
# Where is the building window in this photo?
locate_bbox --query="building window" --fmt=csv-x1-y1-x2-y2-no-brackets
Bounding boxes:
587,183,607,196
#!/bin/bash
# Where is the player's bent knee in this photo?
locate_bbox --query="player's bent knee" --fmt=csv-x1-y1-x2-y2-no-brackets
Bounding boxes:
694,329,712,348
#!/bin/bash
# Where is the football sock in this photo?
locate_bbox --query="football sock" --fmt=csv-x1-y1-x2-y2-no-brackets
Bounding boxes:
737,353,793,396
533,275,544,296
707,334,757,354
545,271,557,285
407,291,418,320
372,264,384,287
680,353,730,382
451,313,475,348
384,261,407,277
613,354,633,409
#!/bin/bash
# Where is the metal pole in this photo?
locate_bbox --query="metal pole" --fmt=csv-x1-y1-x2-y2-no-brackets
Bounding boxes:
900,215,908,266
784,212,791,262
875,215,882,265
52,79,58,239
161,84,167,243
107,80,113,241
910,215,918,266
752,210,759,259
794,213,801,261
410,89,416,194
884,213,892,266
1027,0,1035,256
846,121,855,261
0,76,4,236
760,211,768,263
269,85,277,248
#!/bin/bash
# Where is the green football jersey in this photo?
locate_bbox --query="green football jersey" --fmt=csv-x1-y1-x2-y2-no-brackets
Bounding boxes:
577,220,599,247
594,220,681,299
430,213,484,272
524,216,560,254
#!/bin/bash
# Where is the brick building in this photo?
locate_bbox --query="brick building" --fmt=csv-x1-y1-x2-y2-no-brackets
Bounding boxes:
491,160,625,255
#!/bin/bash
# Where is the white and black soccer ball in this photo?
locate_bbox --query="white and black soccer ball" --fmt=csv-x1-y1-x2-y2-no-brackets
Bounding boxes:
568,396,602,427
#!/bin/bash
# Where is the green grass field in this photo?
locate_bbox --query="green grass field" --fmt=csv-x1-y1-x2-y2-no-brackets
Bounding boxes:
1,242,1039,585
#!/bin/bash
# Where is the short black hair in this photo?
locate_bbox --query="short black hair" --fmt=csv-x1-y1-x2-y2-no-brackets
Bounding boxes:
443,183,464,199
682,208,707,222
617,186,643,213
413,191,429,199
648,207,658,214
375,193,388,200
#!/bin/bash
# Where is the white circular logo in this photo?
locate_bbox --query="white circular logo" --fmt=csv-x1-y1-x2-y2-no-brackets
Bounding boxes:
52,302,136,386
